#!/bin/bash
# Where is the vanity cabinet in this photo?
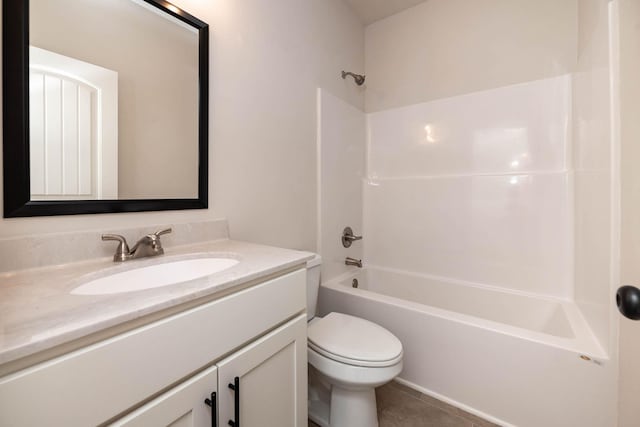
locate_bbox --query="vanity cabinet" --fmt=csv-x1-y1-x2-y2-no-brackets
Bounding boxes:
112,315,307,427
0,269,307,427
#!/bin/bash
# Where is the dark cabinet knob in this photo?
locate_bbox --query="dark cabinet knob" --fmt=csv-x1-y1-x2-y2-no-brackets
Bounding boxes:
616,285,640,320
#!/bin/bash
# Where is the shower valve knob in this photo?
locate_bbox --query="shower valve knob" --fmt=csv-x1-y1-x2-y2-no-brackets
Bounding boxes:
616,285,640,320
341,227,362,248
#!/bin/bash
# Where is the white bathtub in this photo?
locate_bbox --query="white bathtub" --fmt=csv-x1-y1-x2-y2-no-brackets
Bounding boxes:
318,266,616,427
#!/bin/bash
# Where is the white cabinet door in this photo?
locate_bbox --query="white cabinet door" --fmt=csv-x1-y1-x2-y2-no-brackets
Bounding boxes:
111,365,218,427
217,314,308,427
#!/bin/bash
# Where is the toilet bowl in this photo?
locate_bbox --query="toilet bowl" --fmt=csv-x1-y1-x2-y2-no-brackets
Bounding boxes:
306,256,403,427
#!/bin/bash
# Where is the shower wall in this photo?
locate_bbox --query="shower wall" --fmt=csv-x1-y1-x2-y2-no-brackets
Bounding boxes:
364,76,573,298
317,89,366,282
362,0,580,299
362,0,615,347
572,0,616,355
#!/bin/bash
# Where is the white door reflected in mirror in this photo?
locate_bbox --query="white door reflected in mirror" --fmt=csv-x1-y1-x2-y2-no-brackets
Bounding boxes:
28,0,200,201
29,46,118,200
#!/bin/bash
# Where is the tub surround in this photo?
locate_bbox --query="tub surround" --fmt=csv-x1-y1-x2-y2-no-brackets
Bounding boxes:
317,76,575,298
365,75,573,299
573,0,616,354
0,223,313,369
317,89,366,282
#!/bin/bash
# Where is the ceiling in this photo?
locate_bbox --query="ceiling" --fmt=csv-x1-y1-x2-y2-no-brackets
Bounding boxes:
343,0,427,25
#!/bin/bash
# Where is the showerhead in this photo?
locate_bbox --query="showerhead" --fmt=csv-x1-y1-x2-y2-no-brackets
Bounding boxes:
342,70,365,86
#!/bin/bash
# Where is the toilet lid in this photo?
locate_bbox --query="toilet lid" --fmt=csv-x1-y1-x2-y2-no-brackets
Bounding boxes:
308,312,403,367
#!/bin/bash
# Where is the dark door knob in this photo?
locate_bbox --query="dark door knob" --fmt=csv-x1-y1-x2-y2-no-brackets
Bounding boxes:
616,285,640,320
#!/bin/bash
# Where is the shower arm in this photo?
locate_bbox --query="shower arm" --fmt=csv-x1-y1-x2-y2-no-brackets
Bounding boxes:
341,70,365,86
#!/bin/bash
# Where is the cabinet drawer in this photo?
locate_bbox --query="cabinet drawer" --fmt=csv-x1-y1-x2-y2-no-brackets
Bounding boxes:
0,269,305,427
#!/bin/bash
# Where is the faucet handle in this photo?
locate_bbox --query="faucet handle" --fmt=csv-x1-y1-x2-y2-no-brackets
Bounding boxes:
342,227,363,248
153,228,172,237
146,228,172,253
102,234,131,262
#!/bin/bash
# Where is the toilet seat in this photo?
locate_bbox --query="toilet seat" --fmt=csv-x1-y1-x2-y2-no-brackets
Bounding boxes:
308,312,403,368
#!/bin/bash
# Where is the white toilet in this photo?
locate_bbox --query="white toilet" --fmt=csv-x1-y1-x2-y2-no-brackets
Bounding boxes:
306,255,403,427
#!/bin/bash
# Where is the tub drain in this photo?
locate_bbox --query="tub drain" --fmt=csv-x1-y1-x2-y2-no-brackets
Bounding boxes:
352,279,359,288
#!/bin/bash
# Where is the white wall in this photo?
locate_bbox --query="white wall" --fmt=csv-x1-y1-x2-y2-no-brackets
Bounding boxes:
364,76,573,297
364,0,578,112
175,0,364,251
317,89,365,281
617,0,640,424
0,0,364,253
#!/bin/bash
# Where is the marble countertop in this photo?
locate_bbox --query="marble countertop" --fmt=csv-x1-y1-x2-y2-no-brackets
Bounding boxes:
0,239,313,366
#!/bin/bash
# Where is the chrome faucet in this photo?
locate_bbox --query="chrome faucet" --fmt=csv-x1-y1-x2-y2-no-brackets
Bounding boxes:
102,228,172,262
345,257,362,268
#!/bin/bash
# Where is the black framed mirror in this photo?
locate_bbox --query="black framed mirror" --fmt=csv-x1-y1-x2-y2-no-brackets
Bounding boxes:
3,0,209,217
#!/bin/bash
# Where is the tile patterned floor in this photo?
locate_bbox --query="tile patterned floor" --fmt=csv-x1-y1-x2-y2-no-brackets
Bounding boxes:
309,381,501,427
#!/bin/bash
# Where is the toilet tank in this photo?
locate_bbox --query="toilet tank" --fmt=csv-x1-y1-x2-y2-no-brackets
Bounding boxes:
306,255,322,321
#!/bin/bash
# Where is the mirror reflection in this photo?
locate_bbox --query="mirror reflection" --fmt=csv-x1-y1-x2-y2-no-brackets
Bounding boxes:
29,0,200,200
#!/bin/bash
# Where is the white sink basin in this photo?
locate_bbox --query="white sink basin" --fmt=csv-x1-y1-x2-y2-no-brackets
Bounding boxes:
71,257,240,295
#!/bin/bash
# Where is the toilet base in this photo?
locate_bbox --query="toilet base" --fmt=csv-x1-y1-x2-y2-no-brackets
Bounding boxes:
330,386,378,427
308,367,379,427
308,398,330,427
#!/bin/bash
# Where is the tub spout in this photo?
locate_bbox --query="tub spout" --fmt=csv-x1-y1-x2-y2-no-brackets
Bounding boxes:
345,257,362,268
